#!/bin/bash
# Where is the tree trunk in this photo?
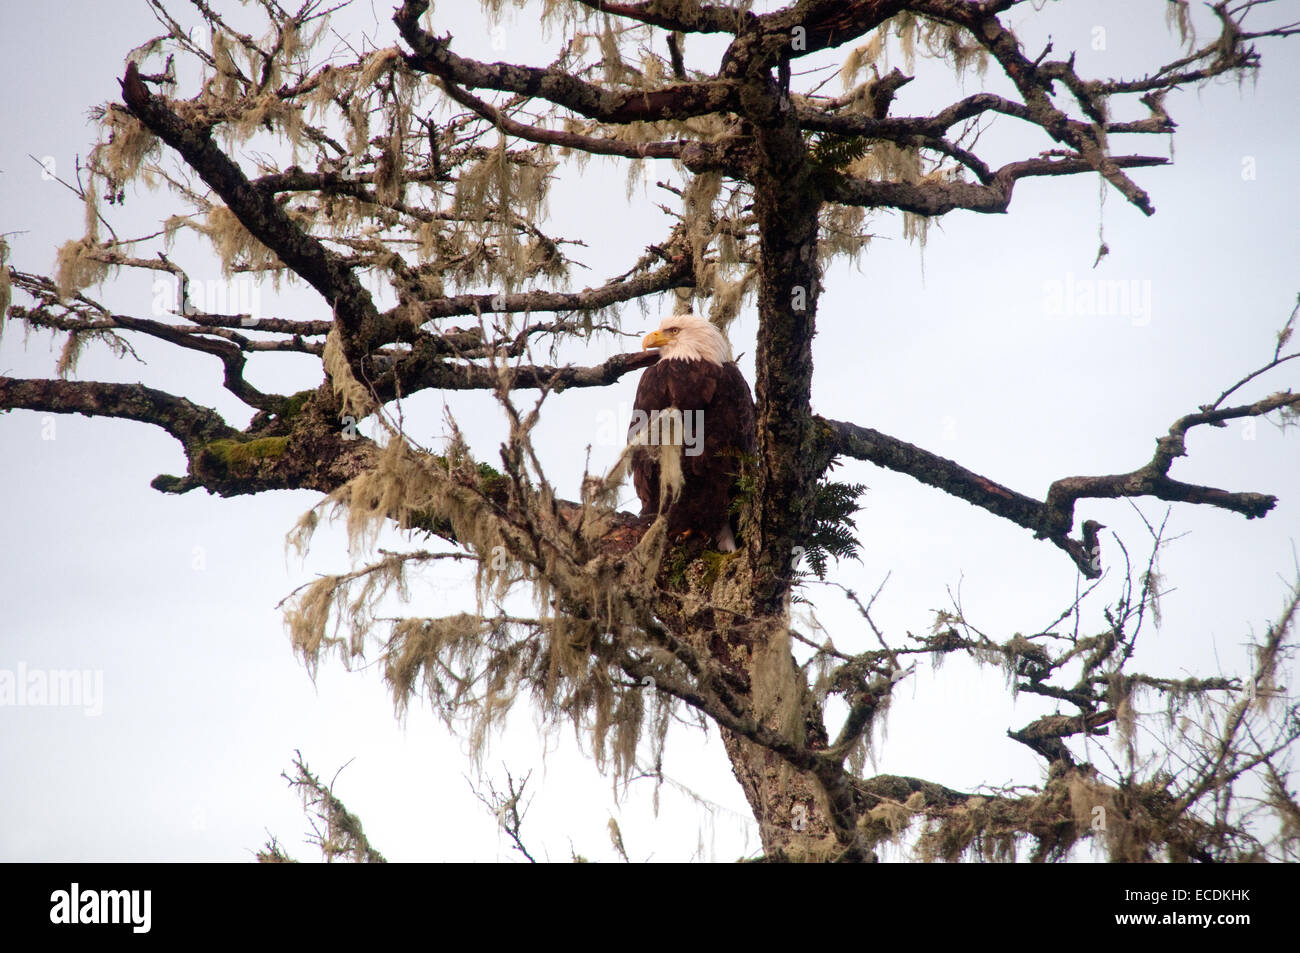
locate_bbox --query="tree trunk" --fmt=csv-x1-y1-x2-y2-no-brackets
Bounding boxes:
727,61,851,858
673,550,860,860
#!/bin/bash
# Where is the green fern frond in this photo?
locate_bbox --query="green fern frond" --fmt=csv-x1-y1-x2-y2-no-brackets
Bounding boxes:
808,131,870,171
797,478,868,580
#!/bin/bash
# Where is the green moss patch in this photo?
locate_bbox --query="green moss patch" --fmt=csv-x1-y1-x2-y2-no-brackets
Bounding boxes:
201,436,290,477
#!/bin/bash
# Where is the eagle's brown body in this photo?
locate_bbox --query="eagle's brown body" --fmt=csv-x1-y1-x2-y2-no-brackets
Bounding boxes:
629,316,756,551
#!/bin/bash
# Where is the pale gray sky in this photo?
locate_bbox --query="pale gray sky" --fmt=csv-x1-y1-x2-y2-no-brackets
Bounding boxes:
1,0,1297,862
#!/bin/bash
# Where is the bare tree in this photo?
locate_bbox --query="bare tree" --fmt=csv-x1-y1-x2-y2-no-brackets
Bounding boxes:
2,0,1298,861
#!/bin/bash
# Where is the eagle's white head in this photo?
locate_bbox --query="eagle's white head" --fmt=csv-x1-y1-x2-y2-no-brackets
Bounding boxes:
641,313,733,364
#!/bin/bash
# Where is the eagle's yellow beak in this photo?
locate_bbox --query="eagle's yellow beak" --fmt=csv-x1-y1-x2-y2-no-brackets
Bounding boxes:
642,329,671,350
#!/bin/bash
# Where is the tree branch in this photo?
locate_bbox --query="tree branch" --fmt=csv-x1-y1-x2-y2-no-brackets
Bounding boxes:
118,63,380,340
395,0,739,123
823,382,1297,578
0,376,237,449
823,155,1169,216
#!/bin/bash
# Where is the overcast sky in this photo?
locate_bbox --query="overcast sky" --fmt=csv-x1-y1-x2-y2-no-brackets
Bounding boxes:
1,0,1297,862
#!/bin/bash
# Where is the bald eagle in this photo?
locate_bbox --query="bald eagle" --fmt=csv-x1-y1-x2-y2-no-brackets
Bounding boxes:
629,314,756,552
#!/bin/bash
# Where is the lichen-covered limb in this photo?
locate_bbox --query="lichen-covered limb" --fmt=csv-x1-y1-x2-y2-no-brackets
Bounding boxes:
8,230,690,411
0,376,237,449
824,155,1169,216
1042,390,1300,531
821,415,1098,574
249,164,580,267
779,0,1296,218
379,349,663,400
827,569,1300,859
1175,587,1300,814
119,63,380,343
852,765,1226,863
904,542,1293,784
1007,711,1119,766
793,92,1032,144
8,270,314,414
568,0,748,35
410,245,694,322
856,773,969,809
437,79,703,164
395,1,741,124
825,381,1297,577
114,62,384,421
900,0,1296,214
282,751,387,863
0,373,377,498
0,349,663,501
